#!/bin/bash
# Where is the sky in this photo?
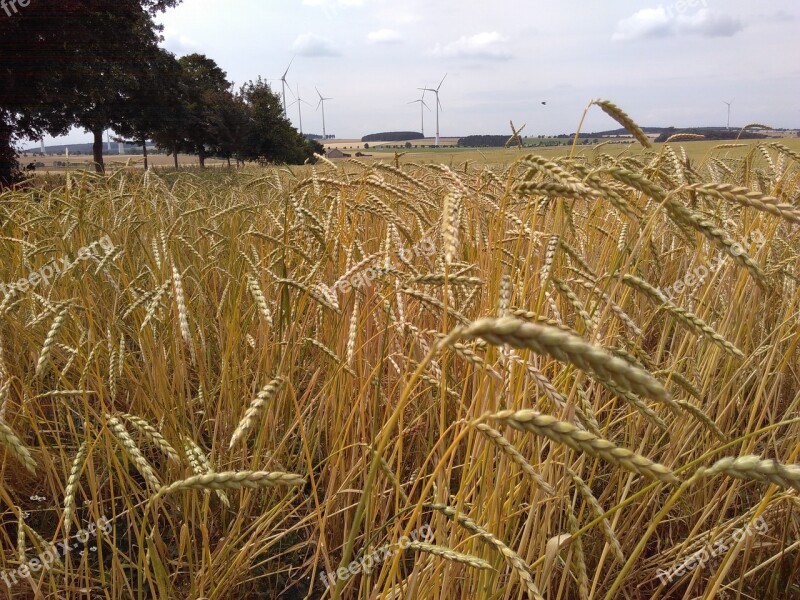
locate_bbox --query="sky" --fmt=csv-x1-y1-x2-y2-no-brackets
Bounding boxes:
38,0,800,145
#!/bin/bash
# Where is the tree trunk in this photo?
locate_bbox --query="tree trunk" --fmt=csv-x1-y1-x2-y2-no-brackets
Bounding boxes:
198,146,206,169
92,128,105,174
227,157,231,168
0,117,20,189
141,136,148,170
173,147,179,170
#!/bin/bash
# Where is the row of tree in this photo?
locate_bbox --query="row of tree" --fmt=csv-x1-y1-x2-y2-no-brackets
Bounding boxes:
0,0,321,187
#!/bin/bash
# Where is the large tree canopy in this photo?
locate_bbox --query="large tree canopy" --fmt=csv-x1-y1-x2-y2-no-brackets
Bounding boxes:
0,0,180,183
1,2,320,186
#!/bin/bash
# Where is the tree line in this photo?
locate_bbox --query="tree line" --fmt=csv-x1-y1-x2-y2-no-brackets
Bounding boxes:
361,132,422,143
0,0,322,187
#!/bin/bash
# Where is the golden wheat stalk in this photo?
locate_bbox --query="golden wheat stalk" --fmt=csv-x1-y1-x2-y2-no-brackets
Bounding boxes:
171,263,196,363
473,422,554,494
440,317,669,401
120,413,179,463
151,470,305,500
63,439,89,535
246,273,274,326
106,415,161,490
229,377,285,449
567,468,625,563
426,501,544,599
405,541,492,570
702,455,800,492
0,418,36,474
489,409,678,484
684,183,800,224
590,99,652,148
35,305,69,377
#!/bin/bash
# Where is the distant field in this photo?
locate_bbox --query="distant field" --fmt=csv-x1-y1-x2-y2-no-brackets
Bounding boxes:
23,137,800,173
363,138,800,167
21,153,228,172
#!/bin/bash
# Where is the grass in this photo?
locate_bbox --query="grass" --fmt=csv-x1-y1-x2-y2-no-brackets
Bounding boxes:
1,102,800,599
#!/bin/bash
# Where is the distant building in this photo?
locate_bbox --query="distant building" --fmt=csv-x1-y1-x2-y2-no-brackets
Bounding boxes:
325,148,351,159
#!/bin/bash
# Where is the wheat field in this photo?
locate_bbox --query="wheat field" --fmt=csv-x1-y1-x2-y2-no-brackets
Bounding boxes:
1,104,800,599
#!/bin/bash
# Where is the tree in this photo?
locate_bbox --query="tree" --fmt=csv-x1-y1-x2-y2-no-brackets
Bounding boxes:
0,0,182,183
207,91,252,167
240,78,322,165
113,49,183,170
175,54,232,168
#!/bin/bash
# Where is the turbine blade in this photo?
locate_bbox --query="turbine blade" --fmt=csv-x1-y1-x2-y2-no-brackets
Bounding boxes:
437,73,447,90
282,56,295,79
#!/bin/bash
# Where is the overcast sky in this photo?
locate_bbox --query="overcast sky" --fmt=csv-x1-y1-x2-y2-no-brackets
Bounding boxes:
39,0,800,145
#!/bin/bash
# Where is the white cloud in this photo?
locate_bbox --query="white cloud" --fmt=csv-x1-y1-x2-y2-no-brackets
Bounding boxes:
429,32,511,61
291,33,341,57
367,29,402,44
160,27,199,55
675,10,744,37
613,7,743,41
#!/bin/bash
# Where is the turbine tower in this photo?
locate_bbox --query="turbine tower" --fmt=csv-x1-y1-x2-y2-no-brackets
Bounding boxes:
420,74,446,146
408,89,430,137
279,57,295,117
288,85,312,135
723,99,734,130
316,87,333,139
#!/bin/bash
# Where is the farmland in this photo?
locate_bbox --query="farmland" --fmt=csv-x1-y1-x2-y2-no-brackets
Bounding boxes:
2,110,800,599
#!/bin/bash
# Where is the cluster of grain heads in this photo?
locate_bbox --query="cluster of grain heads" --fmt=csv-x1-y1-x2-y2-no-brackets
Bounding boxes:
0,117,798,598
105,414,161,490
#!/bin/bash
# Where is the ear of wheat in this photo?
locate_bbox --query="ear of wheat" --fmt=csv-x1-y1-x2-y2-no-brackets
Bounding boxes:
152,470,305,501
441,317,669,402
489,409,678,484
229,377,285,449
0,418,36,474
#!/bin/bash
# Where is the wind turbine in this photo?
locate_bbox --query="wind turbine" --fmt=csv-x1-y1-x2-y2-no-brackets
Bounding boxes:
420,74,447,146
408,90,430,137
316,87,333,139
279,57,295,117
723,99,734,130
288,85,312,135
